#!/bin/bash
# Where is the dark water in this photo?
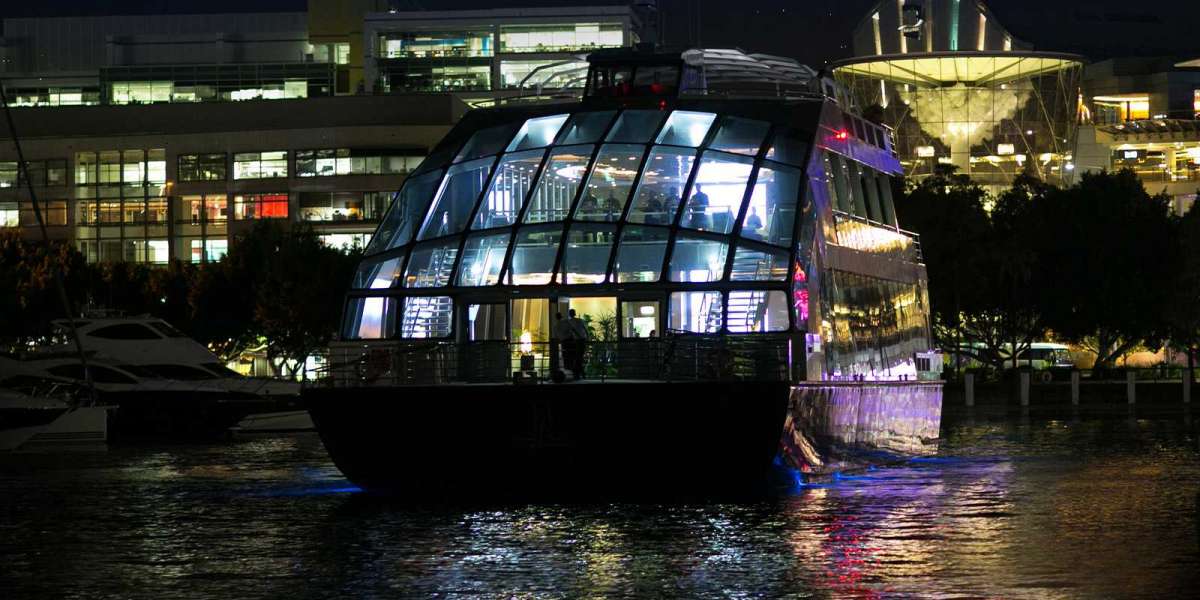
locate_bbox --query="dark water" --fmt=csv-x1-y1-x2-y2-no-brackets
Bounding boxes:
2,411,1199,599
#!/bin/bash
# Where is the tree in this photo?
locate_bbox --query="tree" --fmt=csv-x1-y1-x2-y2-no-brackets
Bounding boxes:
1164,195,1200,376
1031,170,1174,369
0,232,88,343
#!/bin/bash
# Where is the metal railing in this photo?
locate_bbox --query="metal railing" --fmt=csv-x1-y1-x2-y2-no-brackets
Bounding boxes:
313,335,791,388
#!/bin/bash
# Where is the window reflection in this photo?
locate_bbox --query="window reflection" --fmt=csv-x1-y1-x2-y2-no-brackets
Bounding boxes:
825,270,930,379
744,163,802,246
670,291,722,333
682,152,754,234
344,297,398,340
576,144,643,221
612,226,668,283
455,124,519,163
404,241,459,288
710,117,770,155
474,150,545,229
627,146,696,225
727,290,789,333
730,246,789,281
606,110,667,143
523,145,591,223
354,256,404,289
655,110,717,147
457,233,509,287
557,111,616,144
507,114,569,151
419,158,492,240
370,169,442,253
560,224,615,284
509,226,563,285
669,236,729,282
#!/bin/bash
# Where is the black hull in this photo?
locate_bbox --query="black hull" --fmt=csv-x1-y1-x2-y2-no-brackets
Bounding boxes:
306,382,792,498
102,391,285,441
1,408,69,432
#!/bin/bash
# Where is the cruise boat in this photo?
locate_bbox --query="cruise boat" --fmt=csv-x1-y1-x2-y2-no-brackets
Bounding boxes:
305,48,943,496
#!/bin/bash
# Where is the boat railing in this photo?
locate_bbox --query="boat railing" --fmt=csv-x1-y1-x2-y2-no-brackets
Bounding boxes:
311,335,791,388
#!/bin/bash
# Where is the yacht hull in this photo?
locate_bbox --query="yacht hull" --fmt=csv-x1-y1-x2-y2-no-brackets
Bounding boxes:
103,391,281,440
0,407,69,451
306,380,943,497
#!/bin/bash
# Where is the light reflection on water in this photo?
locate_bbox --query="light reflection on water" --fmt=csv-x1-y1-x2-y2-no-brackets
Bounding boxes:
1,414,1198,599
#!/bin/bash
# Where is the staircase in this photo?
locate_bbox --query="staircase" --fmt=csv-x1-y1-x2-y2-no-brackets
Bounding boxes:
726,291,768,333
730,249,772,281
401,296,453,338
701,293,724,332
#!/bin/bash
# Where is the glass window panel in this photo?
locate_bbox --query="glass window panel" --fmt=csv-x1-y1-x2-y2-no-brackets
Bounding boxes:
655,110,716,147
766,127,810,166
743,163,802,247
404,241,459,288
576,143,643,222
507,114,569,151
626,146,697,225
401,296,453,339
468,304,508,341
557,111,616,144
682,152,753,234
727,290,789,333
474,149,545,229
668,236,729,283
353,256,405,289
523,145,591,224
605,110,667,143
369,169,443,254
709,117,770,155
508,225,563,285
344,297,398,340
457,233,510,287
559,224,615,284
455,124,519,163
730,246,789,281
670,291,722,334
418,158,492,240
612,225,667,283
620,301,659,338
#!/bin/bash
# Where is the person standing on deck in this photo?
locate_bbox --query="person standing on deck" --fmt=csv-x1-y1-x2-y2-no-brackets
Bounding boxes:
564,309,590,380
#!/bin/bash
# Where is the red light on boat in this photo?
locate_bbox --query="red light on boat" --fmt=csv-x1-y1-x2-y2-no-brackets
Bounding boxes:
834,130,850,141
658,99,667,110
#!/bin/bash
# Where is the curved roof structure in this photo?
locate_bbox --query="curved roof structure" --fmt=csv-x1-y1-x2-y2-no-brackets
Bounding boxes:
831,51,1084,87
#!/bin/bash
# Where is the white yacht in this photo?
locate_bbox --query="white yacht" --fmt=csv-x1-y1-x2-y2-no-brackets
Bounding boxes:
46,314,309,432
0,377,108,450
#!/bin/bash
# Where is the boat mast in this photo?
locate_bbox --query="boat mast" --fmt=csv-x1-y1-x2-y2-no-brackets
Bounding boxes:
0,85,97,405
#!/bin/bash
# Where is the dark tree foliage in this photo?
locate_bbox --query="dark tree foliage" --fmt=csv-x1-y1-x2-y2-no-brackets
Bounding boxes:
1163,193,1200,375
0,232,89,341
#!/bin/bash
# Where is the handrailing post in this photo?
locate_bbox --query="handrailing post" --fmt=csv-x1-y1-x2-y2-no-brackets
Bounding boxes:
1184,368,1192,405
1126,370,1137,405
1070,370,1081,405
964,372,975,407
1019,371,1030,407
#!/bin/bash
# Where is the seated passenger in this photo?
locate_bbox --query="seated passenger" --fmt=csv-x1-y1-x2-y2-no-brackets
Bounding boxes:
743,207,764,238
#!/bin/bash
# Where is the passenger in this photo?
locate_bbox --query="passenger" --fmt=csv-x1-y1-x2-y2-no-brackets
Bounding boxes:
643,194,664,224
688,184,710,229
601,190,620,221
578,190,600,219
744,206,764,237
565,309,590,380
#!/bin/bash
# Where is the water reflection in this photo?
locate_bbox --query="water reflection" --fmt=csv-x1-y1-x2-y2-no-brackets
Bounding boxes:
1,416,1198,598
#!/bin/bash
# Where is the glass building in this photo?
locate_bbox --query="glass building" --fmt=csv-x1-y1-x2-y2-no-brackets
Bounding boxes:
832,1,1083,193
341,50,933,382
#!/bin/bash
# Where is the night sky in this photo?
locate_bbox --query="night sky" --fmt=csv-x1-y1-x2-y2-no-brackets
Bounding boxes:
1,1,1196,67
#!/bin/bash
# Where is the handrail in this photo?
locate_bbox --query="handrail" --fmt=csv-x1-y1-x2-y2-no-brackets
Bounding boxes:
311,336,791,388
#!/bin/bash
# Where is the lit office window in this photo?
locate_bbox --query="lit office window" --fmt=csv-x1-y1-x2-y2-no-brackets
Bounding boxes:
380,31,493,58
0,163,17,188
234,193,289,219
233,151,289,179
178,154,227,182
296,149,423,177
498,23,623,53
0,202,17,227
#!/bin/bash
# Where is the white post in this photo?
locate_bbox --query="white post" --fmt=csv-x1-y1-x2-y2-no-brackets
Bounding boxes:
965,373,975,407
1126,371,1136,405
1070,370,1081,405
1019,371,1030,407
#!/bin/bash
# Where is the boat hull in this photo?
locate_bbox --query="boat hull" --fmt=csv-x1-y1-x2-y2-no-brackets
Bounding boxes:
306,380,944,497
103,391,283,440
306,381,792,497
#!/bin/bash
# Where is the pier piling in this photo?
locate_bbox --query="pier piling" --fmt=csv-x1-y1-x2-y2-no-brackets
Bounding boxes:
1019,372,1030,407
1070,370,1080,405
965,373,975,407
1126,371,1136,405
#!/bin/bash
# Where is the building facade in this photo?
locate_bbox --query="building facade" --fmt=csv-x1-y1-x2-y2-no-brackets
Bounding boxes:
831,1,1083,194
0,3,648,262
0,95,464,262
